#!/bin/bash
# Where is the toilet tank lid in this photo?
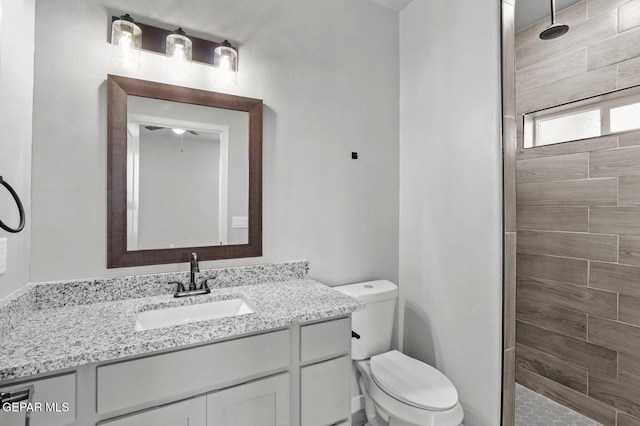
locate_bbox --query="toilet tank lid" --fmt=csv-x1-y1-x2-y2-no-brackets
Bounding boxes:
335,280,398,303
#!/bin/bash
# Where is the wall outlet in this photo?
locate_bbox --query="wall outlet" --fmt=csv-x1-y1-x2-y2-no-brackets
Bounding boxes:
232,216,249,228
0,238,7,275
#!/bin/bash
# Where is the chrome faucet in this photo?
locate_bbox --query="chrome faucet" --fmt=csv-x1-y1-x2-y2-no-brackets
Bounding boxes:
171,252,212,298
189,252,199,290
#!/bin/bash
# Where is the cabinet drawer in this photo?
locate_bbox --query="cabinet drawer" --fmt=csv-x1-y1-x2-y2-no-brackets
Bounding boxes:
97,329,289,415
300,317,350,363
0,373,76,426
301,356,351,426
99,396,206,426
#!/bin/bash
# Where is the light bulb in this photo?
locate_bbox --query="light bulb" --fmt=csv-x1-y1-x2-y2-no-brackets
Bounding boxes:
172,128,186,135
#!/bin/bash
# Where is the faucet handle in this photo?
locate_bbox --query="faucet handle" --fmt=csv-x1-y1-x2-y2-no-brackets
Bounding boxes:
169,281,185,293
200,277,215,291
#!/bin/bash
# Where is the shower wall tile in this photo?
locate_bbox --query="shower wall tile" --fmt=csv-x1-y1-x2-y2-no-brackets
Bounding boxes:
516,178,617,207
619,177,640,206
619,0,640,33
516,298,586,339
503,348,516,426
516,321,617,376
516,367,616,426
587,26,640,70
516,48,587,93
505,232,517,349
517,230,617,262
589,262,640,296
505,118,517,232
516,344,588,393
620,130,640,148
515,0,640,422
588,317,640,358
515,1,586,50
516,206,588,232
516,253,588,285
516,275,617,319
516,65,617,115
516,135,618,161
515,10,616,70
590,147,640,178
618,413,640,426
516,153,588,183
590,207,640,235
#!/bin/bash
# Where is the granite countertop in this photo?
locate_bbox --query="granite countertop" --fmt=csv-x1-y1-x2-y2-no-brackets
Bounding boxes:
0,277,363,381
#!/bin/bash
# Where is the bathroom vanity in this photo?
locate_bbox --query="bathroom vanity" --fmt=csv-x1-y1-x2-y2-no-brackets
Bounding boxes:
0,263,363,426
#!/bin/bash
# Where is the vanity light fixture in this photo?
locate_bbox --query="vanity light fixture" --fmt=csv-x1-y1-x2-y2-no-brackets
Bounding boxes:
166,28,192,79
171,128,186,135
110,14,142,69
213,40,238,87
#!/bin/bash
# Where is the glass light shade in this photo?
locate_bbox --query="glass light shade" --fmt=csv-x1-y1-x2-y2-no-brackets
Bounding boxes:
213,41,238,87
166,29,192,79
111,16,142,69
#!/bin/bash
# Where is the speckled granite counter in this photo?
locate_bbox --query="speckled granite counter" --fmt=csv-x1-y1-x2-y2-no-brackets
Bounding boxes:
0,262,363,382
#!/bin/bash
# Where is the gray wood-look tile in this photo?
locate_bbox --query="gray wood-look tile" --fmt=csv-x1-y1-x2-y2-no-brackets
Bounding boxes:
620,0,640,33
619,413,640,426
517,230,618,262
516,135,618,161
516,321,617,375
516,297,586,339
588,26,640,70
505,118,517,232
517,65,617,115
590,207,640,236
620,177,640,206
503,347,515,426
517,274,617,319
516,206,589,232
619,353,640,384
517,178,618,207
516,10,616,71
588,0,632,17
516,153,589,183
620,130,640,148
516,367,616,426
589,371,640,419
620,294,640,326
515,1,586,50
590,147,640,177
517,254,588,285
620,235,640,266
589,317,640,358
505,232,516,349
516,343,588,393
516,48,587,93
619,56,640,90
590,261,640,296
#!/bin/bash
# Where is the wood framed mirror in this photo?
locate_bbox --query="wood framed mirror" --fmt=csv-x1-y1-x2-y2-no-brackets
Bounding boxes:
107,75,262,268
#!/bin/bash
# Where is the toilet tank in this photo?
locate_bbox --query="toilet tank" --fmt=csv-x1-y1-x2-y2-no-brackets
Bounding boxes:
335,280,398,360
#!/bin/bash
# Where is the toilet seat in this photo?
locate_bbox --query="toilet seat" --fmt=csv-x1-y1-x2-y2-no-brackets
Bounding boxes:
370,350,458,411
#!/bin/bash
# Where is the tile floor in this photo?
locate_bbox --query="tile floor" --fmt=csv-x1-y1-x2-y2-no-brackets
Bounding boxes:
515,384,602,426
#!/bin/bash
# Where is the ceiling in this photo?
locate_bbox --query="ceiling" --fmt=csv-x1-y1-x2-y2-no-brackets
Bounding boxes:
515,0,583,31
370,0,414,11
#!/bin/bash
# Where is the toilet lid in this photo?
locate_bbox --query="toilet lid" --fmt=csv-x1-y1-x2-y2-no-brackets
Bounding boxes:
369,350,458,411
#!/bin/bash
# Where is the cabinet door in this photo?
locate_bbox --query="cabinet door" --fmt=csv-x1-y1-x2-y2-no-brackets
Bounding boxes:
301,356,350,426
99,396,205,426
207,373,290,426
0,373,75,426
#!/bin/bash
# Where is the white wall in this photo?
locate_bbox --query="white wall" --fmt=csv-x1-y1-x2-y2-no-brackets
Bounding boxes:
30,0,399,285
399,1,502,425
0,0,34,299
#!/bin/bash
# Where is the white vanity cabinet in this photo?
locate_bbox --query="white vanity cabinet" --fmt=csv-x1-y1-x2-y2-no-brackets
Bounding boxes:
0,373,76,426
99,396,206,426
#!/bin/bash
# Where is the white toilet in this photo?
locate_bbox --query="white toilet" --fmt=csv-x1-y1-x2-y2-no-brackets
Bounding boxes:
336,280,464,426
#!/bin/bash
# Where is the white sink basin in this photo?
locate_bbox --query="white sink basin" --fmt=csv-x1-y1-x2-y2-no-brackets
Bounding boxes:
135,298,254,331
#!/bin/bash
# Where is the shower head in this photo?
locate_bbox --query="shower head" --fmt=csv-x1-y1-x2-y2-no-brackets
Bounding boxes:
540,23,570,40
540,0,569,40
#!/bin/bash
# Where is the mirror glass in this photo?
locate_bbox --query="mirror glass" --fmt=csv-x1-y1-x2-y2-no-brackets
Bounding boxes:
126,96,249,250
107,75,262,268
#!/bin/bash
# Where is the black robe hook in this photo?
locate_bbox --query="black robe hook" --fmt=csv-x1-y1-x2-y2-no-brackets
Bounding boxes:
0,176,25,233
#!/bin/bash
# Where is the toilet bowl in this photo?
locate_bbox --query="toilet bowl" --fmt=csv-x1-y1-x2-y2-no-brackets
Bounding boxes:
335,281,464,426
